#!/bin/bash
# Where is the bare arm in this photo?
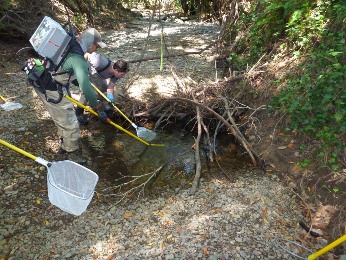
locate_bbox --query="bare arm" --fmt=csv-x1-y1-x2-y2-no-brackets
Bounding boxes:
107,81,115,94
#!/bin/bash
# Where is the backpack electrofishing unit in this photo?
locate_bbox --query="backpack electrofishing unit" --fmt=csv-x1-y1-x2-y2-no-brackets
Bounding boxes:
22,16,77,103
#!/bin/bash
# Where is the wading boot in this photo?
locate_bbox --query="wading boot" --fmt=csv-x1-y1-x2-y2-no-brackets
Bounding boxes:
56,137,66,155
67,149,87,165
75,106,89,125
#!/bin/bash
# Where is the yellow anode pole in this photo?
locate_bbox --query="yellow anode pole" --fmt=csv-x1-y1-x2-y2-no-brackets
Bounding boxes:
64,95,164,147
308,234,346,260
91,83,133,125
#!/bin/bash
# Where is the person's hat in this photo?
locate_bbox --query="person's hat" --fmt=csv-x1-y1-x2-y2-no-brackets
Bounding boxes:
83,28,106,48
92,29,106,48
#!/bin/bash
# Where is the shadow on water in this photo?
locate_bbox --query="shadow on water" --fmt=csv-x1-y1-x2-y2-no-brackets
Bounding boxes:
80,122,252,197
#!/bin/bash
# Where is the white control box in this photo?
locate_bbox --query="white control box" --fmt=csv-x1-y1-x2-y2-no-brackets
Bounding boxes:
30,16,71,65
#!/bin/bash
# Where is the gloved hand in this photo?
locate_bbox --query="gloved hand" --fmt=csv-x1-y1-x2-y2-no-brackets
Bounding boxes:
106,93,115,103
98,109,108,123
94,104,109,123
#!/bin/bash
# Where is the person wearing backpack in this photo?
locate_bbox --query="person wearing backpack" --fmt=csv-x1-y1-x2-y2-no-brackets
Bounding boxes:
74,53,129,125
34,28,108,164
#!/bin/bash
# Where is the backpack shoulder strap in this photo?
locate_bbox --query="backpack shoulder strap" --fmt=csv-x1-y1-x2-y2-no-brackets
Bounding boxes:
53,23,80,72
97,59,111,74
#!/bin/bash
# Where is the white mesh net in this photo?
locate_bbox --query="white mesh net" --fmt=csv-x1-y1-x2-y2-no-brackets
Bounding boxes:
47,160,99,216
137,127,157,142
0,102,23,111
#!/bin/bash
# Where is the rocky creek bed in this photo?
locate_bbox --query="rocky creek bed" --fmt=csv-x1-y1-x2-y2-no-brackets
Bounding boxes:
0,10,343,260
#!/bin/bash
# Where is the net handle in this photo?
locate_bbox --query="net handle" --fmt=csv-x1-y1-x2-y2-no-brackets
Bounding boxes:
91,85,159,144
64,94,159,146
92,83,133,125
0,139,50,167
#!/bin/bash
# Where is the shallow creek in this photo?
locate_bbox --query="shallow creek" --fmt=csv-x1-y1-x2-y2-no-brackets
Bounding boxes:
79,123,251,199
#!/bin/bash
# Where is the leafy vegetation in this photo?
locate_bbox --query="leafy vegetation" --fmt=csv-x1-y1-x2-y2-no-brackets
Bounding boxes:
223,0,346,170
0,0,133,38
271,0,346,167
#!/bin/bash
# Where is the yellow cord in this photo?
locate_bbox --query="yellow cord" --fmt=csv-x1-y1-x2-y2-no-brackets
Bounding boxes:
160,32,164,72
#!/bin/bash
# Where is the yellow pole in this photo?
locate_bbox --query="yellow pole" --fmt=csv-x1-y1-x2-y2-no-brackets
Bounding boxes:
160,32,164,72
308,235,346,260
64,94,164,146
91,83,133,125
0,139,38,161
0,95,6,102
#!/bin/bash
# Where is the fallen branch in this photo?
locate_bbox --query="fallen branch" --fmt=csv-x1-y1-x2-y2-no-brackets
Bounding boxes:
101,165,164,204
163,97,265,170
213,110,233,180
222,97,264,170
190,94,202,195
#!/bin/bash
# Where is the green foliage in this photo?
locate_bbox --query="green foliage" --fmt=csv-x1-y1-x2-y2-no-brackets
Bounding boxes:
332,187,340,193
227,52,248,71
0,0,11,11
0,0,12,30
269,0,346,162
227,0,346,170
242,1,313,62
322,184,341,194
73,14,85,28
298,158,310,168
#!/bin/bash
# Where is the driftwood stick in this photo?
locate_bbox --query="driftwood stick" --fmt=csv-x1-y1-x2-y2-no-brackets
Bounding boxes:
154,104,175,130
213,111,232,180
223,98,265,171
154,108,170,130
201,119,213,162
223,98,256,161
190,96,202,195
163,97,261,168
101,164,164,205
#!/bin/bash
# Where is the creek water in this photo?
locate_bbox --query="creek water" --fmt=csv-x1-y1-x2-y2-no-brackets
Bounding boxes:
80,120,251,198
